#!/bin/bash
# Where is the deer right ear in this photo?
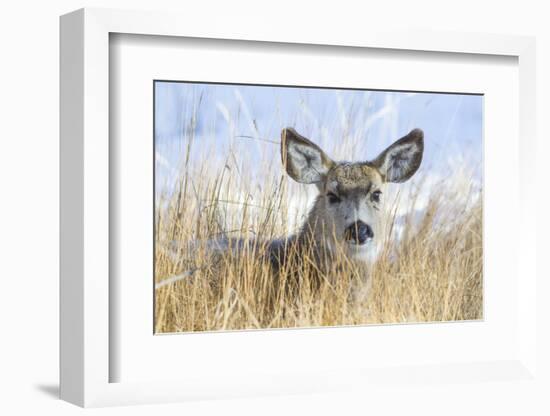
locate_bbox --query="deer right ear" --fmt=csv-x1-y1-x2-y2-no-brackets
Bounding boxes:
281,128,334,184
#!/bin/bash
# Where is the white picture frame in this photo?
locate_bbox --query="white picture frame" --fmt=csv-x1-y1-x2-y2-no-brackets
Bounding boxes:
60,7,538,408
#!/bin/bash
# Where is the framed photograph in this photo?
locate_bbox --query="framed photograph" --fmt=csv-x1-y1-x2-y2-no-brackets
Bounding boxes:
60,8,538,408
152,81,483,334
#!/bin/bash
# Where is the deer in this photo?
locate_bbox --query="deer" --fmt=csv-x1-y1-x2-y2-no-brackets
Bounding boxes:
159,127,424,294
266,127,424,273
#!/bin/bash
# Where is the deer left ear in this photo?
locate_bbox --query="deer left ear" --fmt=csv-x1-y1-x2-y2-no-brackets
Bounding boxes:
372,128,424,183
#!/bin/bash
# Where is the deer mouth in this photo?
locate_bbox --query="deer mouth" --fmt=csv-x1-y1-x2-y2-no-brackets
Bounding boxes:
347,238,373,246
346,237,374,250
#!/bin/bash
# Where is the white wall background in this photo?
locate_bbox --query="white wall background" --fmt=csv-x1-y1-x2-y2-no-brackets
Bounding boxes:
0,1,548,414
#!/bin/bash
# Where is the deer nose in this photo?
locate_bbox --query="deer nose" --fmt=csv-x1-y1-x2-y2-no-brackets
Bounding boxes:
345,221,374,245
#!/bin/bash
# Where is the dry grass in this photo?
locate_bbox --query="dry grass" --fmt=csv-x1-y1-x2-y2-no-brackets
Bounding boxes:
154,158,483,333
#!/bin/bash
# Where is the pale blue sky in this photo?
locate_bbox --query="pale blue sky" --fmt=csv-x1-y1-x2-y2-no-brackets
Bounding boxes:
155,81,483,193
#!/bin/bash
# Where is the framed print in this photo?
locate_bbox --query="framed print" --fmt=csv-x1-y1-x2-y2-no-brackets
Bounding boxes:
60,8,539,408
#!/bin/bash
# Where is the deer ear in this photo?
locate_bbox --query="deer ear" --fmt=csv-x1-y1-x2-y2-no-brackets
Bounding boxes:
281,128,334,184
372,128,424,183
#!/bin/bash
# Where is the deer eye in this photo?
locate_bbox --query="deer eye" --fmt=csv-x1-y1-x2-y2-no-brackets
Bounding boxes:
327,192,341,204
371,190,382,203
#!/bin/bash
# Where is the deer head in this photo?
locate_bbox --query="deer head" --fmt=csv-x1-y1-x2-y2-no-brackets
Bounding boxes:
281,127,424,260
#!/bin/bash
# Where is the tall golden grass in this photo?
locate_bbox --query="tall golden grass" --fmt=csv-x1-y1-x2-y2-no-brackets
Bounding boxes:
154,143,483,333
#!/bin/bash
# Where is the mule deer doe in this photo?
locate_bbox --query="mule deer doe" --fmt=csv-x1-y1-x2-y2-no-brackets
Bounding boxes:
159,127,424,291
